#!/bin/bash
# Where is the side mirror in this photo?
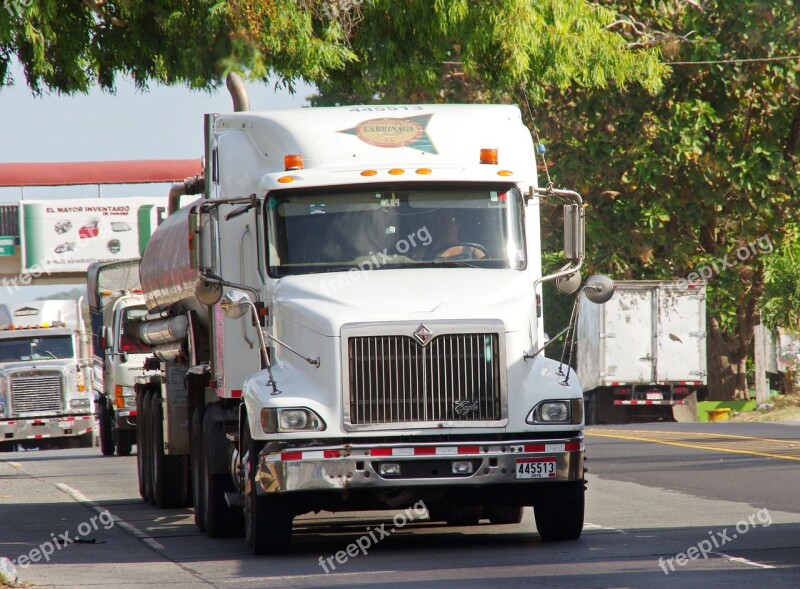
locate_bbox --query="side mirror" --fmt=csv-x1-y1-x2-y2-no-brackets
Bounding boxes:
555,265,582,295
583,274,615,304
563,204,585,262
220,289,251,319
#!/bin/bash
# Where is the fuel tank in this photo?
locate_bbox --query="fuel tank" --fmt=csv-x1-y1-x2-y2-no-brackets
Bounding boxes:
139,199,210,325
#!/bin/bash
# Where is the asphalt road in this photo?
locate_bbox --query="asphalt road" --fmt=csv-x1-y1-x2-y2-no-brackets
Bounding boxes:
2,421,799,588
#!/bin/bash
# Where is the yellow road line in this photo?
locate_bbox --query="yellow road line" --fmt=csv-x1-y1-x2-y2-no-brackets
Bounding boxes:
586,429,800,462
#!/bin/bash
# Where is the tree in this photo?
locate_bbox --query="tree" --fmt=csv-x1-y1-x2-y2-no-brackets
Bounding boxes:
0,1,665,97
539,0,800,399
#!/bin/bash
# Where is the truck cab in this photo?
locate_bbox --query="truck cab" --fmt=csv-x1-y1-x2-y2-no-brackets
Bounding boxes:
87,259,156,456
0,300,95,450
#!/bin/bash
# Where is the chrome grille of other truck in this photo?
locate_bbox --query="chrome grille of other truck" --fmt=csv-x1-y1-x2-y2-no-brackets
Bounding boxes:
10,372,63,414
347,333,501,425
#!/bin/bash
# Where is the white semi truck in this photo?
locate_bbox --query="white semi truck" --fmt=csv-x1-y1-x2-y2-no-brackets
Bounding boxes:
87,259,155,456
577,280,707,424
134,78,613,553
0,299,95,450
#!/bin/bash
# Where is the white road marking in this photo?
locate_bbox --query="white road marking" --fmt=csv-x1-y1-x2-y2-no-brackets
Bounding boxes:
55,482,165,551
717,552,776,570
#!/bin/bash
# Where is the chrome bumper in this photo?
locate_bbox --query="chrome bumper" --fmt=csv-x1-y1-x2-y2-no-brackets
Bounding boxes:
0,415,95,442
256,437,584,495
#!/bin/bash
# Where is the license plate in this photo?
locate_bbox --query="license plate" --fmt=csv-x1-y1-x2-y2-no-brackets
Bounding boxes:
515,457,556,479
646,392,663,400
58,421,73,428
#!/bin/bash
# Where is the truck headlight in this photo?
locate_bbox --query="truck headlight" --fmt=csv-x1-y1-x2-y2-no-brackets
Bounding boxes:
70,399,91,410
260,408,327,433
526,399,583,425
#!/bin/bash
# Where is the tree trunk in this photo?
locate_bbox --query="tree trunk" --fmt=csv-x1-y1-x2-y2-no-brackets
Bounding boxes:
707,316,750,401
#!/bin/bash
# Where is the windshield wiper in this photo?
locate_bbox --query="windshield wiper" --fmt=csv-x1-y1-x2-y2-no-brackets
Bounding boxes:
410,261,479,268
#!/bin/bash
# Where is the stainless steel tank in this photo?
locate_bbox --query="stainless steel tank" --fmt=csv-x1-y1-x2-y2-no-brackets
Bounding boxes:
139,199,210,325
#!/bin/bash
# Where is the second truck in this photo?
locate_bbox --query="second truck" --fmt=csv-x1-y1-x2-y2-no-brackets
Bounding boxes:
133,80,614,553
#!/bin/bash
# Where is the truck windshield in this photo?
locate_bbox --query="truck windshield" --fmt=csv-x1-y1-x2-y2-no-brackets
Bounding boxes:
0,336,74,362
266,183,526,277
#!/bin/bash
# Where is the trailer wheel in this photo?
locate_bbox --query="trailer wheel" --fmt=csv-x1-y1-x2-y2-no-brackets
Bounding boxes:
202,406,243,537
99,400,115,456
138,390,153,503
115,429,133,457
533,481,585,541
151,393,190,508
190,407,206,532
243,423,292,554
486,505,524,525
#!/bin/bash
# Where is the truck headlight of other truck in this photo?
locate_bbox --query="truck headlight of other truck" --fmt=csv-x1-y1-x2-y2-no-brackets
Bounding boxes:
260,408,327,433
70,398,92,410
526,399,584,425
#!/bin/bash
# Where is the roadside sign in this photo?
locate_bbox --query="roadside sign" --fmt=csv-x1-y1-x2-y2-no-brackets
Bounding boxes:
0,235,14,256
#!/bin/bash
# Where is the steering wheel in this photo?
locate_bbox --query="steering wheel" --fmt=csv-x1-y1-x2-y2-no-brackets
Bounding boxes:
434,241,489,260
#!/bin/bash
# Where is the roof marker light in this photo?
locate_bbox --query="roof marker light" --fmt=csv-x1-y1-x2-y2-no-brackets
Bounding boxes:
480,148,498,165
416,168,432,175
388,168,405,176
361,170,378,177
284,154,304,171
497,170,513,177
277,176,295,184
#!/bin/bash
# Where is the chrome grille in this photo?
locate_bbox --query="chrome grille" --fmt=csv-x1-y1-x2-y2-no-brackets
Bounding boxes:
348,333,501,425
10,372,63,414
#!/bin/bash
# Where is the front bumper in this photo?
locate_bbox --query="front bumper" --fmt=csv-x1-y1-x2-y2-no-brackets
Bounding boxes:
256,437,584,495
114,409,137,430
0,415,95,442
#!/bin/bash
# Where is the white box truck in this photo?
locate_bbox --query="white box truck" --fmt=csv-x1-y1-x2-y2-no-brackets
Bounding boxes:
577,280,707,424
0,299,95,450
132,77,614,553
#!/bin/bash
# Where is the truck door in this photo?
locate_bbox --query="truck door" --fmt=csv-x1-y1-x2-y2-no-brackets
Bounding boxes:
655,286,706,383
603,287,654,383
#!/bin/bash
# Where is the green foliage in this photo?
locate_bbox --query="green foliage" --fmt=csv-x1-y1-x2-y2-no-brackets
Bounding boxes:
0,0,666,97
761,225,800,333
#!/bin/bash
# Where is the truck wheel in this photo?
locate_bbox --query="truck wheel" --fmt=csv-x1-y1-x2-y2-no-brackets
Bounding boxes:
243,423,292,554
202,406,243,537
138,390,153,503
99,400,115,456
115,429,133,457
190,407,206,532
151,393,190,508
486,505,524,525
445,505,482,526
533,481,585,541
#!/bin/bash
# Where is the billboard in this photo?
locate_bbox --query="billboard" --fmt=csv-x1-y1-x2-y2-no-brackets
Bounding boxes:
19,198,167,273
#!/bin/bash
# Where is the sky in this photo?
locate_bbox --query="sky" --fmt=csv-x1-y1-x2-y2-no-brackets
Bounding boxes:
0,64,313,302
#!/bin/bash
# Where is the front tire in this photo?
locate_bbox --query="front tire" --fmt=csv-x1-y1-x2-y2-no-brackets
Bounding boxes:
534,481,585,541
243,422,292,554
202,406,243,537
99,400,114,456
116,428,133,457
190,407,207,532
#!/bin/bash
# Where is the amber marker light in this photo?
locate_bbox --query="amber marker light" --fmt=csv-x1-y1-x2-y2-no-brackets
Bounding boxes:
497,170,514,177
277,176,295,184
388,168,405,175
284,154,304,170
480,148,498,165
416,168,432,175
361,170,378,176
